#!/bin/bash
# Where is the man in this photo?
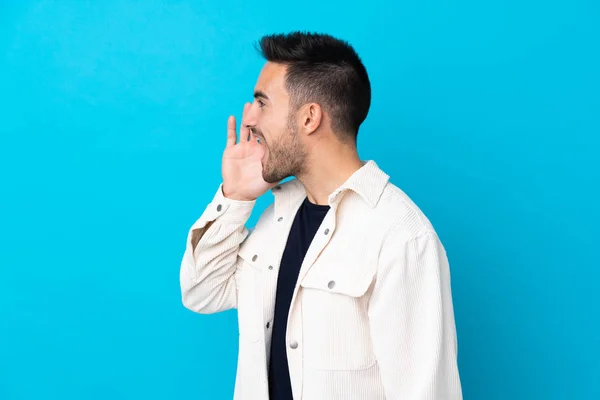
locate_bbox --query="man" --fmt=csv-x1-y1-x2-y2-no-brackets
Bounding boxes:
180,31,462,400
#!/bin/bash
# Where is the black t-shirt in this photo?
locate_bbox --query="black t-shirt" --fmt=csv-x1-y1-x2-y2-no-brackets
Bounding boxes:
268,196,330,400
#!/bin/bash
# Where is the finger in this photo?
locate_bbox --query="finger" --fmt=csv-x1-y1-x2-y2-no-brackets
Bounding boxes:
226,116,237,148
240,103,251,142
249,132,259,145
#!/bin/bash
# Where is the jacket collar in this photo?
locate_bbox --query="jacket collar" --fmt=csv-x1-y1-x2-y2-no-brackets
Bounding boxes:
271,160,390,211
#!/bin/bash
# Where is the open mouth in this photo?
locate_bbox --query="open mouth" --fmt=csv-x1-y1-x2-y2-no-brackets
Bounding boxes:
251,132,264,145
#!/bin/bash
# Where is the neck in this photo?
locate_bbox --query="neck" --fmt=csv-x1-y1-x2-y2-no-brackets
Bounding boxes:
296,142,364,206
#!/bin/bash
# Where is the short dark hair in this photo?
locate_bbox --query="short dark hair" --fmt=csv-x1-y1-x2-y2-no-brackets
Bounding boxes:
257,31,371,142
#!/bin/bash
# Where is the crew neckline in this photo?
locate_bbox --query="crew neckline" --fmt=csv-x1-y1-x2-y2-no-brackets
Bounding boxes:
303,196,330,210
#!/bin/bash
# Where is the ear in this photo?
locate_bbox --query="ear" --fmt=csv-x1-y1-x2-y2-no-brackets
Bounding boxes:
298,103,323,135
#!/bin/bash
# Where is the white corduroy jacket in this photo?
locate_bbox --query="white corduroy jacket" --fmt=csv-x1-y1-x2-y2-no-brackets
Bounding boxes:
180,160,462,399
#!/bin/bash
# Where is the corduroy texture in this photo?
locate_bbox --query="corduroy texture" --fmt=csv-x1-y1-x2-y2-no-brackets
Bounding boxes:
180,160,462,399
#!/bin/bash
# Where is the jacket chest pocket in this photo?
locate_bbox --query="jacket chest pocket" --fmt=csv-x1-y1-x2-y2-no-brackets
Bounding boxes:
299,261,378,371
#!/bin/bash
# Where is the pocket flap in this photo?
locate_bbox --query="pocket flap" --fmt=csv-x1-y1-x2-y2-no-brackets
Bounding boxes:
300,262,376,298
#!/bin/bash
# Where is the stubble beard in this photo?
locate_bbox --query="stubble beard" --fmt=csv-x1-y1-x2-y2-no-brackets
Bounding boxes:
261,116,306,184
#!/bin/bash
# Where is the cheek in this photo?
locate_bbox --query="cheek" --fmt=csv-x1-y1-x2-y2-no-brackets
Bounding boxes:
259,128,274,147
261,112,288,137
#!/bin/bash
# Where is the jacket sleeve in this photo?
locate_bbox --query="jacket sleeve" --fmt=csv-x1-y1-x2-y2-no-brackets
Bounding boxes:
368,230,463,399
179,183,256,314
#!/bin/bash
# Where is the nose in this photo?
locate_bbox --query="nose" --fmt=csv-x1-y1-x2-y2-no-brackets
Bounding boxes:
244,101,260,129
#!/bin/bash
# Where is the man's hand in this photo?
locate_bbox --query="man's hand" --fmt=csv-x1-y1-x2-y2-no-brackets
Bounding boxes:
221,103,278,201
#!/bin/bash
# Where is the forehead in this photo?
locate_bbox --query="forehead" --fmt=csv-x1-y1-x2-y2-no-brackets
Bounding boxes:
254,62,289,100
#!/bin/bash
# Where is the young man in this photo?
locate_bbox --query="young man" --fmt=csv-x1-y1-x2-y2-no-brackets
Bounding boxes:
180,31,462,400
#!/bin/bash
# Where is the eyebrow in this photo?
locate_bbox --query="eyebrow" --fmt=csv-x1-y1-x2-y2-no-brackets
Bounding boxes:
254,90,269,101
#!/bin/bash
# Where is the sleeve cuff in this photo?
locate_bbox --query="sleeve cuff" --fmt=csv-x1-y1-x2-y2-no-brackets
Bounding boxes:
191,183,256,230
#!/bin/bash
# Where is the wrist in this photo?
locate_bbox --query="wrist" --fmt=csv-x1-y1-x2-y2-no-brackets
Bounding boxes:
221,186,255,202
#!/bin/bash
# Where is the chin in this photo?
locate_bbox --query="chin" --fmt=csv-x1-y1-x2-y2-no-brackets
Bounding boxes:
262,169,280,184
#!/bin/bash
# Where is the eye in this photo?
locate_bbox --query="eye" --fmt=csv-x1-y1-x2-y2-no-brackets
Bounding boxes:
257,100,266,109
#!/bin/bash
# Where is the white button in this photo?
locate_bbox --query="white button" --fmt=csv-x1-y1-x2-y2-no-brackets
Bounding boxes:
216,204,222,212
252,255,258,262
324,228,330,235
277,217,283,222
268,265,273,270
328,280,336,289
289,340,298,349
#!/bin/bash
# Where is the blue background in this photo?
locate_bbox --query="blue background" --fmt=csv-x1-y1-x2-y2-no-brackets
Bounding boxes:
1,1,598,399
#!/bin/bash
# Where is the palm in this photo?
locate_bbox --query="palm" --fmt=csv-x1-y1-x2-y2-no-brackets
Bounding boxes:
221,104,277,201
